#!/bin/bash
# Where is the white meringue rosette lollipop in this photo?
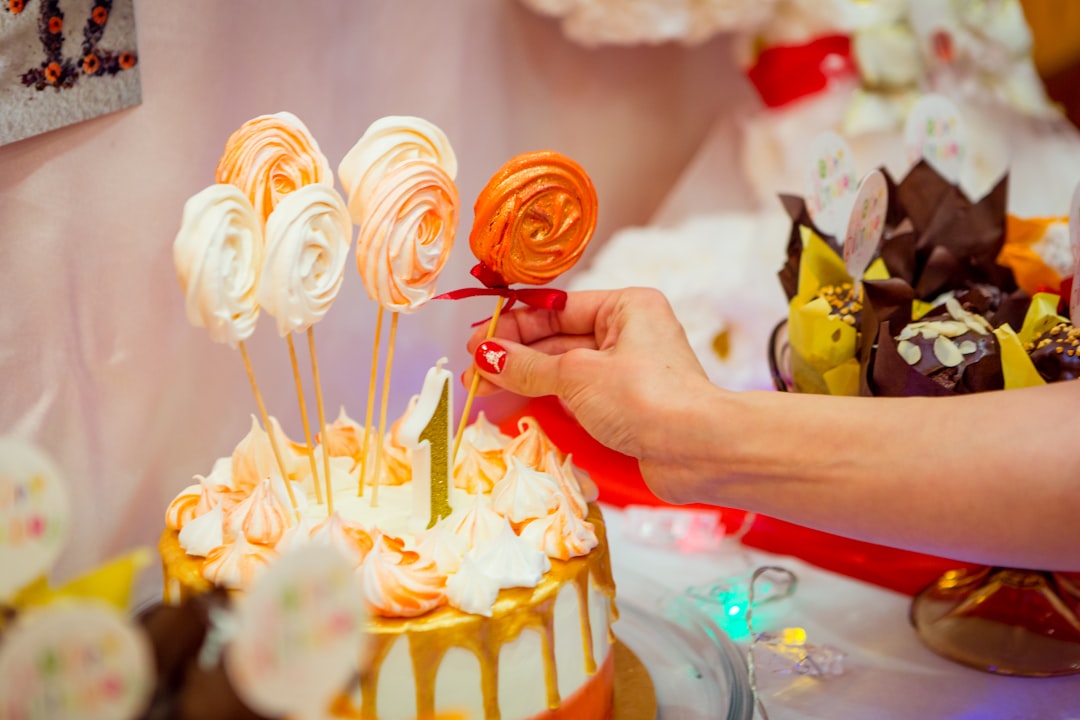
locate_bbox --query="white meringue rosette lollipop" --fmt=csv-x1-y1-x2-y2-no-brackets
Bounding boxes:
258,183,352,336
356,159,460,312
338,115,458,224
174,184,263,347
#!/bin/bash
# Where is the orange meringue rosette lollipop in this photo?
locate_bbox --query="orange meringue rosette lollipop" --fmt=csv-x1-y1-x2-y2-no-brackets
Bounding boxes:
470,150,597,286
449,150,598,458
215,111,332,226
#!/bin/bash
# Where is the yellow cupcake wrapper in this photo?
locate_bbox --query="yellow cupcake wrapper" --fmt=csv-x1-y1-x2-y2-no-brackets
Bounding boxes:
9,547,152,614
788,227,889,396
993,292,1068,390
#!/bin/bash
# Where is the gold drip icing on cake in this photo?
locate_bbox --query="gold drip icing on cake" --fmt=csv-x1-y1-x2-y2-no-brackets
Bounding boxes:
159,504,617,719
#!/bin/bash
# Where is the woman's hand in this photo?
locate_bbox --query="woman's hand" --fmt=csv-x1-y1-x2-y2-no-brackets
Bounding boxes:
464,287,720,502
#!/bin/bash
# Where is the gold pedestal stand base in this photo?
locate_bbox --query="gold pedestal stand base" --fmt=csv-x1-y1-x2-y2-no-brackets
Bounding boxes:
613,639,659,720
911,567,1080,676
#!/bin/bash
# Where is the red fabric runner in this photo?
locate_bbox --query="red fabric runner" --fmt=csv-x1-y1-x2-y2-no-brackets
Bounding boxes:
500,396,978,597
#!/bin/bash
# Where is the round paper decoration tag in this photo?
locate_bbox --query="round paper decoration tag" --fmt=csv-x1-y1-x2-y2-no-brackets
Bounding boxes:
843,170,888,282
0,437,70,601
226,544,368,718
804,132,858,238
904,94,965,184
0,602,154,720
1069,180,1080,321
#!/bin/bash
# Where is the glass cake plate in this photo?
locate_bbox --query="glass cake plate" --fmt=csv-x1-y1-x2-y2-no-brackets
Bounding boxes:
612,565,754,720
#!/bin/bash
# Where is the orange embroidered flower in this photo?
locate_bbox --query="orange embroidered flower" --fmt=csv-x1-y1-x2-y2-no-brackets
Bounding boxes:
44,62,62,84
91,5,107,23
119,52,136,69
47,16,62,33
82,54,100,74
8,0,24,13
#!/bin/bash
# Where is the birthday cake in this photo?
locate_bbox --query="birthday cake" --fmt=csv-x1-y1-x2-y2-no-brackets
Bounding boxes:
157,112,618,719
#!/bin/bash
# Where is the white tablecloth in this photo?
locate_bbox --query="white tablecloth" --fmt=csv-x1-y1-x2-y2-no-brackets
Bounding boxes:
602,505,1080,720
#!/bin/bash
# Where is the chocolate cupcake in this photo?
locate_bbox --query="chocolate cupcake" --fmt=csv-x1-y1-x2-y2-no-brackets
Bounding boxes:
135,590,276,720
817,282,863,329
1025,322,1080,382
893,298,997,392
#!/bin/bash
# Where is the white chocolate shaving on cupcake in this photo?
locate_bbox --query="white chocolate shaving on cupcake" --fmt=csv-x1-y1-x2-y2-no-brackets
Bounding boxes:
258,183,351,336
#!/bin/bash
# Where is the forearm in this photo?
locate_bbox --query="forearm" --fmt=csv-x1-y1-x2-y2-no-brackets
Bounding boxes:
668,382,1080,570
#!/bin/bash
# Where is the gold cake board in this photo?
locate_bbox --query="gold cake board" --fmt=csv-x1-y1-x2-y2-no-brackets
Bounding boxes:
612,639,658,720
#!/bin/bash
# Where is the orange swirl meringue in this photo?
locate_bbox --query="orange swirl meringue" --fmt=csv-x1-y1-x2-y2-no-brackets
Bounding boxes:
360,535,447,618
225,479,292,546
202,536,277,590
310,512,377,566
519,496,598,561
453,444,506,494
355,159,458,313
469,150,597,286
379,412,413,486
503,416,563,468
231,415,307,492
542,451,588,520
317,407,365,469
449,494,507,551
165,483,201,530
215,112,331,225
167,477,235,530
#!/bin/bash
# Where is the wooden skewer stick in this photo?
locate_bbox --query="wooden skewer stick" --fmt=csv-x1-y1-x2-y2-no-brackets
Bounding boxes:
238,340,300,520
453,296,506,463
370,311,399,508
308,326,334,517
287,334,324,506
358,306,385,497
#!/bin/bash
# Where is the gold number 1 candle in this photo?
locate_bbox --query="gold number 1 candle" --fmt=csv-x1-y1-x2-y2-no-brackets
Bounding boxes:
400,358,454,529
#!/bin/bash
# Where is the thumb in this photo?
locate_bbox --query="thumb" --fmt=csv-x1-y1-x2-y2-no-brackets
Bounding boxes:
472,339,564,398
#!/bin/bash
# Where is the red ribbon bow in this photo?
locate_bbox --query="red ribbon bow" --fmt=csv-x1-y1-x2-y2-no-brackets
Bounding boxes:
435,263,568,326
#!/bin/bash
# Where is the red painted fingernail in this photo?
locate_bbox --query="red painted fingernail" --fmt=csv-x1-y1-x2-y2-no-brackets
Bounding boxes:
475,341,507,374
